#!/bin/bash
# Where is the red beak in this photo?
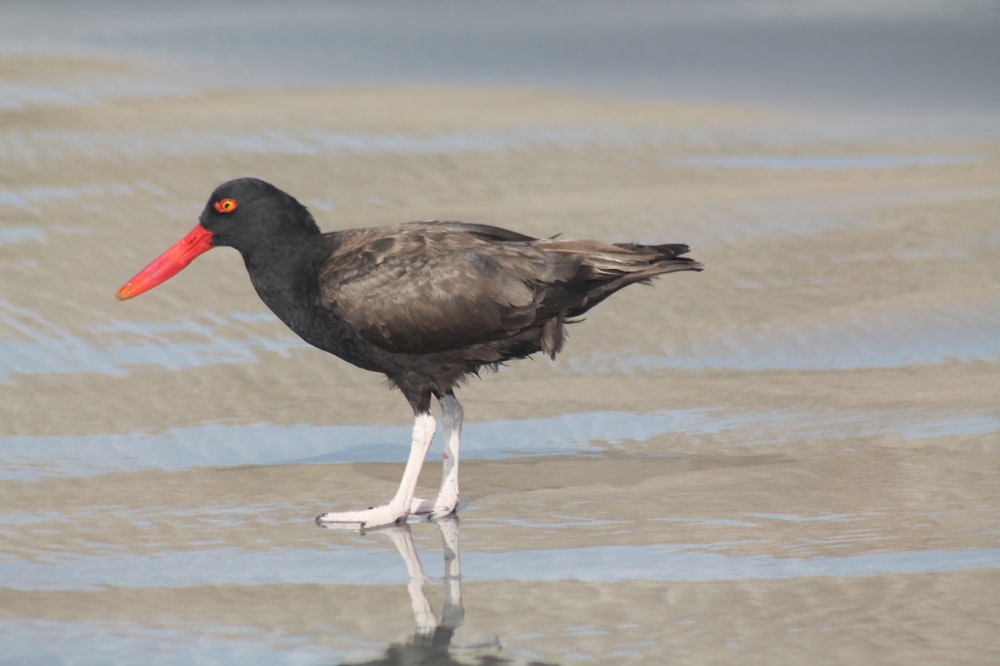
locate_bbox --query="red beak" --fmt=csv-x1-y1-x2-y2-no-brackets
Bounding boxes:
116,224,215,301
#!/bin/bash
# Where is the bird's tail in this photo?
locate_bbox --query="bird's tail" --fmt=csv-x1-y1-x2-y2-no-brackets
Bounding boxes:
582,241,703,308
607,241,704,276
526,238,702,357
540,238,702,308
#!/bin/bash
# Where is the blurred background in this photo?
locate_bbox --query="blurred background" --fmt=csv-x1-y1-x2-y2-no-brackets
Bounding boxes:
3,0,1000,122
2,2,998,664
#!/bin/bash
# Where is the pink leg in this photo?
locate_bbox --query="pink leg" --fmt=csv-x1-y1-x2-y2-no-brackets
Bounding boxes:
318,412,436,529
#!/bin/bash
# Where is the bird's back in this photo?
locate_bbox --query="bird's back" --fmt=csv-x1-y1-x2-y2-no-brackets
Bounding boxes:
316,221,702,365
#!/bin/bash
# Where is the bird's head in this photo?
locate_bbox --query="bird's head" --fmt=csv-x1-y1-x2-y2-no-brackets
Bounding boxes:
115,178,318,301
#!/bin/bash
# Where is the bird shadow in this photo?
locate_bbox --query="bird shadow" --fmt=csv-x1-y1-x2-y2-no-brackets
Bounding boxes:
320,516,524,666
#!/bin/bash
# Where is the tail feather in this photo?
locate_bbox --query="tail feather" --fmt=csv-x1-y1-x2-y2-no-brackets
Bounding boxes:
523,237,703,358
577,253,702,312
544,239,702,273
537,237,703,318
610,242,702,268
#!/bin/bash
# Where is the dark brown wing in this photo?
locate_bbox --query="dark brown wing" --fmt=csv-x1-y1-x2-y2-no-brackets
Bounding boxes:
317,222,567,354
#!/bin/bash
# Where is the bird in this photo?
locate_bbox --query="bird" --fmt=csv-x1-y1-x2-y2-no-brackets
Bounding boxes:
116,177,703,529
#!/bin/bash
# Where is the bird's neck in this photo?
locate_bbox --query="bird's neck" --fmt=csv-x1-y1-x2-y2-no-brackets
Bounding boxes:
240,237,328,347
239,234,378,369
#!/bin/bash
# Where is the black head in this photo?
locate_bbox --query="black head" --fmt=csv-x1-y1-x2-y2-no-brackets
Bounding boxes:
116,178,322,301
199,178,322,252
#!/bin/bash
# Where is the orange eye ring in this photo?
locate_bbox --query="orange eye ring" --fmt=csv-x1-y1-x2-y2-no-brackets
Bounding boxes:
214,198,238,214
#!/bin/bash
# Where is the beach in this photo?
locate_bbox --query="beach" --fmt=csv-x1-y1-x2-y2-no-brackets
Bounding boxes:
1,3,999,663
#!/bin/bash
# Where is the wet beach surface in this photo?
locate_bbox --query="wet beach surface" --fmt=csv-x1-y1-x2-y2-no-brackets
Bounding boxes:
2,3,1000,664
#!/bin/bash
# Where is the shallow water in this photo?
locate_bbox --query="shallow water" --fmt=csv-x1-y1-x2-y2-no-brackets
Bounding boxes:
2,4,1000,665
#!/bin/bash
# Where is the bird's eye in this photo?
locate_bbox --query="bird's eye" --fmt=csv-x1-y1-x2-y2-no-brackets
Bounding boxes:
214,198,238,214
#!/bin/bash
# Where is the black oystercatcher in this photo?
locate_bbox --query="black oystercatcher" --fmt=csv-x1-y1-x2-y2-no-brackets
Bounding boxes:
117,178,703,528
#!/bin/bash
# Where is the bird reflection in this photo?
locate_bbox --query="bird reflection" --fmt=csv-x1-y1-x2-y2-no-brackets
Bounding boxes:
329,517,508,666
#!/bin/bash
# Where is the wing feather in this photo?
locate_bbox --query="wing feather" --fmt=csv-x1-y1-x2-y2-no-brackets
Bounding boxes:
318,222,554,354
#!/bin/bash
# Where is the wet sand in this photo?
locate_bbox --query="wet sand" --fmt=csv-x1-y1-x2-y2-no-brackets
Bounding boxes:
1,54,999,664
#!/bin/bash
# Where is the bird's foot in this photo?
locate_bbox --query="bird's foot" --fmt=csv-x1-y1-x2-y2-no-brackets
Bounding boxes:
316,504,409,530
410,494,459,519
